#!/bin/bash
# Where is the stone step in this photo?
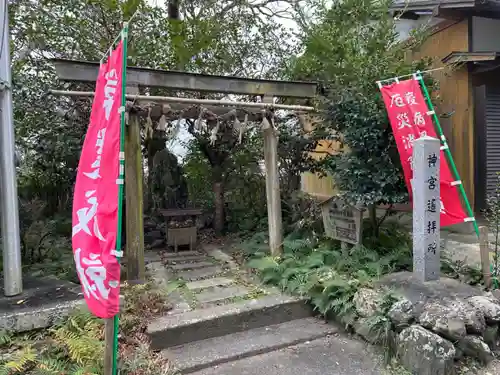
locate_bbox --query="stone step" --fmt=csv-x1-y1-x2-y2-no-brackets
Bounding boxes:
178,266,224,281
147,294,312,350
165,251,203,258
196,285,250,304
188,335,381,375
186,277,234,291
171,261,215,271
144,251,162,264
166,255,211,263
165,318,337,374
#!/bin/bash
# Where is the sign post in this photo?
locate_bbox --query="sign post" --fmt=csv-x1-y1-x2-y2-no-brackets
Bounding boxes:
321,198,363,247
412,136,441,282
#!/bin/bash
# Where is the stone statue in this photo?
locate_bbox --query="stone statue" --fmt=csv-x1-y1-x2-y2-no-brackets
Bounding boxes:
150,149,188,210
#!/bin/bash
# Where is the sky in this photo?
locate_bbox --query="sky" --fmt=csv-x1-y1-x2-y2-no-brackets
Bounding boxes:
140,1,417,160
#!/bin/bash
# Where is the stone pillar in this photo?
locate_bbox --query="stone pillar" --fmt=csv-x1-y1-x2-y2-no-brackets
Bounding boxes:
412,136,441,282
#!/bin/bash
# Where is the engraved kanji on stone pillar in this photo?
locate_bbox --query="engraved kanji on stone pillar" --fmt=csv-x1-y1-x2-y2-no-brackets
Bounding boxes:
412,136,441,282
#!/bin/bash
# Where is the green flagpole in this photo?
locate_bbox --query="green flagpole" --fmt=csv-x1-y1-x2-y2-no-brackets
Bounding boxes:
111,21,128,375
416,72,498,287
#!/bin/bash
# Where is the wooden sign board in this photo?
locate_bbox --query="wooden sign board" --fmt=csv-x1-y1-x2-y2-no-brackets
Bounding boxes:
321,198,363,245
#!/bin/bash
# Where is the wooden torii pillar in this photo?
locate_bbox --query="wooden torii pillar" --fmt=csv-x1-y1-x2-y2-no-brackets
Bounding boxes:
51,59,317,264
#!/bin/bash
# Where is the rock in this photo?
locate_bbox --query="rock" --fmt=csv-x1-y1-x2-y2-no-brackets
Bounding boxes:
388,299,415,329
150,239,165,249
448,299,486,334
354,318,374,343
145,230,163,241
377,272,482,316
454,346,464,360
354,317,392,344
419,299,486,340
353,288,382,318
333,313,356,331
397,325,455,375
144,219,158,231
458,335,494,364
486,290,500,302
483,325,499,350
419,302,467,341
469,296,500,324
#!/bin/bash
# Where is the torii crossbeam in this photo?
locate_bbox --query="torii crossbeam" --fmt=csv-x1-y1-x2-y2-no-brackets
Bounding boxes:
50,58,318,280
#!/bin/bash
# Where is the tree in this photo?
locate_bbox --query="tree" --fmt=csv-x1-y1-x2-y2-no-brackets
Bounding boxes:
10,0,162,212
289,0,431,232
10,0,304,233
182,125,267,234
167,0,180,20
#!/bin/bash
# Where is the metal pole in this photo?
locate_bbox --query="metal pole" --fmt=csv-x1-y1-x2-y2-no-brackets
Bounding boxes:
0,0,23,296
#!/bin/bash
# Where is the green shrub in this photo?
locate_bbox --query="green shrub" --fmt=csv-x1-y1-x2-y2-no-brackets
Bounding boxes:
246,224,412,325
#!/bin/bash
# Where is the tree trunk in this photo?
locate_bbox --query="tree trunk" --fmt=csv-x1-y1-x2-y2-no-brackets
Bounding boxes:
213,180,225,235
369,204,378,237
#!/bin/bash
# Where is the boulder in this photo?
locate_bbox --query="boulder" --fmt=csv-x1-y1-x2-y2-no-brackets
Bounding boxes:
144,230,163,244
454,346,464,360
353,288,382,318
388,299,415,329
419,299,485,341
354,318,379,344
447,299,486,334
468,296,500,324
377,272,481,317
486,290,500,301
149,238,165,249
144,218,158,231
398,325,455,375
457,335,494,365
482,325,499,350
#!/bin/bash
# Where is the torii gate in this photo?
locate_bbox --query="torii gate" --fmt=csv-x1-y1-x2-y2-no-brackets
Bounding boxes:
50,59,317,282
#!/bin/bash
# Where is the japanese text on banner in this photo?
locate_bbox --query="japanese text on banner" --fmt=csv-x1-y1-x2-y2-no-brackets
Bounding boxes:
379,78,467,227
71,42,123,319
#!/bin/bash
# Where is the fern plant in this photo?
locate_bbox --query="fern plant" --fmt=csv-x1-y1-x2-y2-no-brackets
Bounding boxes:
0,346,37,374
51,309,103,369
0,330,12,347
0,280,180,375
247,222,413,337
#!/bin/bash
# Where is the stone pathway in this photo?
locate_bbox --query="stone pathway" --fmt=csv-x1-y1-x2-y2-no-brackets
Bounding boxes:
145,245,339,374
440,230,500,268
190,335,384,375
150,245,272,314
144,241,500,375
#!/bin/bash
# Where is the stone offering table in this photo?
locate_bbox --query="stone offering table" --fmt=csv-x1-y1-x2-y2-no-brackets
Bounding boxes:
160,209,202,252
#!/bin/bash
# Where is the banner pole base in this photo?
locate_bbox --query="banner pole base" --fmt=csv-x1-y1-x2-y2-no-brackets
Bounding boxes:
104,318,115,375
